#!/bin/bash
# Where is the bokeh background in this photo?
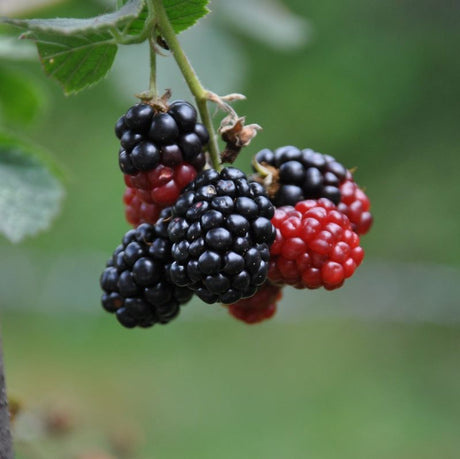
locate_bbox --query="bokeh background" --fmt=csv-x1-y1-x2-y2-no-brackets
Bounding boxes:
1,0,459,457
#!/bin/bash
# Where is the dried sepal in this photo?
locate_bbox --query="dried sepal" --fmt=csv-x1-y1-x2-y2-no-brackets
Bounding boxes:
219,114,262,163
134,88,171,112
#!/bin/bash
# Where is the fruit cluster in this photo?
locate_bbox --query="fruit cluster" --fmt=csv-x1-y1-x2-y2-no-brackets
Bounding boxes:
100,101,373,328
116,100,209,226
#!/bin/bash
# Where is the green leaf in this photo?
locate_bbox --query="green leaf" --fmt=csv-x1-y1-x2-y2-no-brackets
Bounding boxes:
123,3,149,36
0,132,65,243
33,31,118,95
164,0,210,34
0,66,45,125
0,0,145,94
0,0,209,94
120,0,210,35
1,0,145,35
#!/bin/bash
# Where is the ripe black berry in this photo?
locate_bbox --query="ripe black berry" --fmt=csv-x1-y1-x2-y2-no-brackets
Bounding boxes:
116,100,209,176
168,100,197,131
167,167,276,304
100,211,193,328
254,146,347,206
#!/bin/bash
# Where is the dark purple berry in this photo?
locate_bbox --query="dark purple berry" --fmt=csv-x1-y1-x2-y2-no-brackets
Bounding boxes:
125,104,154,133
161,144,183,166
168,101,197,132
253,146,350,207
167,167,275,303
130,142,160,170
194,123,209,145
99,215,193,329
116,100,209,176
179,133,202,161
149,113,179,144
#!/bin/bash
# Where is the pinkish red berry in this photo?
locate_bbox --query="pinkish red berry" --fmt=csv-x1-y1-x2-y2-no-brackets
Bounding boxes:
123,187,161,226
124,162,198,207
338,178,373,235
268,198,364,290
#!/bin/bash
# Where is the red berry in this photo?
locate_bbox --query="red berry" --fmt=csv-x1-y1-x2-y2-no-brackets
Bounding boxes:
175,163,197,188
122,161,198,209
269,198,364,290
122,162,199,226
338,179,373,235
123,187,161,226
228,282,282,324
151,180,180,206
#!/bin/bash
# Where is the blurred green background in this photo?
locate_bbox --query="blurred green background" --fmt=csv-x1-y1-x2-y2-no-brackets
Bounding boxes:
1,0,459,457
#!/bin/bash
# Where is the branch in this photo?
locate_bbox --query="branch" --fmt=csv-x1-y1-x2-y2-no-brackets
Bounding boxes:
0,335,13,459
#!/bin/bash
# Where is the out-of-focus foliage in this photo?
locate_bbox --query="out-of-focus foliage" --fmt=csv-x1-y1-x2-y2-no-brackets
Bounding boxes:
0,66,44,125
0,133,65,243
215,0,311,49
0,25,64,243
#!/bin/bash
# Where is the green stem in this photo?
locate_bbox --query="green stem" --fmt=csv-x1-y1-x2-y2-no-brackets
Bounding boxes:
148,33,158,98
251,157,271,178
150,0,221,171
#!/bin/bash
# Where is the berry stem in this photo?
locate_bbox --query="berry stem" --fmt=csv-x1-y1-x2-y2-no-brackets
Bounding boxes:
150,0,222,171
148,32,158,98
251,157,271,178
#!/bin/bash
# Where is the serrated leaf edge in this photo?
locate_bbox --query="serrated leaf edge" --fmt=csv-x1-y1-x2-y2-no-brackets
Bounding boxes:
0,0,145,36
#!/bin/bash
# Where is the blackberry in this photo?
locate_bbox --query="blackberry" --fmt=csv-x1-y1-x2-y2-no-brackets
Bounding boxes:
100,210,193,328
116,100,208,175
253,146,348,206
268,199,364,290
167,167,276,304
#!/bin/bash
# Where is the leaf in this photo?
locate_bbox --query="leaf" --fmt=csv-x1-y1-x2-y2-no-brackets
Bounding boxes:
0,66,45,125
123,3,149,36
1,0,145,35
0,132,65,243
120,0,210,35
0,0,209,94
33,31,118,94
0,0,145,94
164,0,210,34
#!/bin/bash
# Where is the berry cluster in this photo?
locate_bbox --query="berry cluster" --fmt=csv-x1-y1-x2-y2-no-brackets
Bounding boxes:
100,99,373,328
167,167,275,304
117,100,209,225
268,198,364,290
100,213,193,328
253,146,372,235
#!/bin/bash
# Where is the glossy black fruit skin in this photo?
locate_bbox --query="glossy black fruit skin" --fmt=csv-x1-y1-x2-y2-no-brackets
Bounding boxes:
167,167,276,304
100,210,193,328
116,101,209,175
254,146,348,206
